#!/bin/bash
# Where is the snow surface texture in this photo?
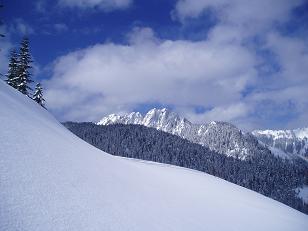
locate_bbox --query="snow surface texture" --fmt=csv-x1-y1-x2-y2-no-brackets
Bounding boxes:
1,80,307,231
98,109,266,159
253,128,308,159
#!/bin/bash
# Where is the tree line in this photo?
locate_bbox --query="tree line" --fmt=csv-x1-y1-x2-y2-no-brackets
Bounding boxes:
5,37,45,107
64,122,308,214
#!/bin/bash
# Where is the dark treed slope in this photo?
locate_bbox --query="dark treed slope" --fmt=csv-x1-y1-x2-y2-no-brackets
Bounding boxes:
64,122,308,214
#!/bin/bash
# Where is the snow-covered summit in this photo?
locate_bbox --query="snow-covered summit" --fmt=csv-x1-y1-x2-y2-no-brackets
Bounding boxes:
98,108,266,159
294,127,308,139
98,108,185,126
1,80,308,230
252,128,308,140
253,127,308,158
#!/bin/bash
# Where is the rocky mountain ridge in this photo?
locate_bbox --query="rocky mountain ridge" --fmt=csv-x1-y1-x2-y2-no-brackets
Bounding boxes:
97,108,267,159
252,128,308,159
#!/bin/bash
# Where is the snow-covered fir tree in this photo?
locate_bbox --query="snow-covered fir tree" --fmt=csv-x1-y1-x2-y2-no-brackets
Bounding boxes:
5,49,19,88
33,83,45,108
15,37,33,96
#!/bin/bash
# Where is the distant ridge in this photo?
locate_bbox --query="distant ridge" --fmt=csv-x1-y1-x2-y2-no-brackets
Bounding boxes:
253,128,308,159
98,108,267,159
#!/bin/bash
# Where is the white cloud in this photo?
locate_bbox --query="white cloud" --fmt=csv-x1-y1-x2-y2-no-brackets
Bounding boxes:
174,0,303,28
44,1,308,130
127,27,159,45
173,0,306,52
265,33,308,85
58,0,132,10
172,0,308,129
45,27,257,123
176,102,251,125
242,32,308,129
202,103,251,122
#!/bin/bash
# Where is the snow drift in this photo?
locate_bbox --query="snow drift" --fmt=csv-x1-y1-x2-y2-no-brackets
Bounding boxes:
0,80,307,231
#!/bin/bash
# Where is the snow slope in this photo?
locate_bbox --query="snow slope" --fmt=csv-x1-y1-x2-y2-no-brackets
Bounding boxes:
0,81,307,231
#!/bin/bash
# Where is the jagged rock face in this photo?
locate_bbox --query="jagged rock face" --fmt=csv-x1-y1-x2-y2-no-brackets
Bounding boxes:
195,122,262,158
97,108,267,159
98,108,193,136
252,128,308,158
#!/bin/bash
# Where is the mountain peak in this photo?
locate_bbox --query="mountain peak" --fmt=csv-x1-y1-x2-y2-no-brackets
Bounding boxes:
97,108,264,159
145,108,175,117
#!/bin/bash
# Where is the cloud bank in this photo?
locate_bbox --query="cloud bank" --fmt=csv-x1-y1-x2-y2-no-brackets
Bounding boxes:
45,0,308,130
45,27,256,122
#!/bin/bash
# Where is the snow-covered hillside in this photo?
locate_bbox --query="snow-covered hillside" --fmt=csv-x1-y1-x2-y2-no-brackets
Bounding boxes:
1,80,307,231
98,108,267,159
253,128,308,159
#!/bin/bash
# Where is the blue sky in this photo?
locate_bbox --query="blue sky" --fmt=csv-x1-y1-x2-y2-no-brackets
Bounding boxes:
1,0,308,130
2,0,217,65
2,0,176,64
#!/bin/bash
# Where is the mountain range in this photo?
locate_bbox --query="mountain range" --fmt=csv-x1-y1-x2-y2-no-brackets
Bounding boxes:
98,108,308,160
253,128,308,159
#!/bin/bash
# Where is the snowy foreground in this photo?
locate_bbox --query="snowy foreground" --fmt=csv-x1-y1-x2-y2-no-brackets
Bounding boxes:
0,81,307,231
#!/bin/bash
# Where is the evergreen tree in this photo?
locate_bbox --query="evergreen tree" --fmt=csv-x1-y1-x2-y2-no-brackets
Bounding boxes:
15,37,33,96
33,83,45,108
5,49,19,88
